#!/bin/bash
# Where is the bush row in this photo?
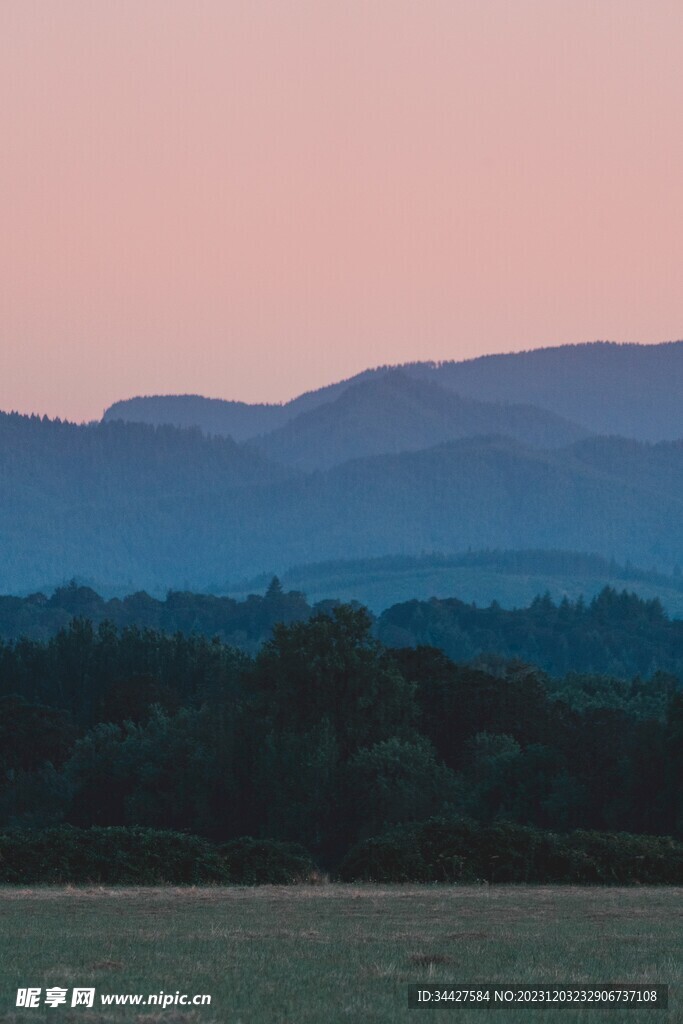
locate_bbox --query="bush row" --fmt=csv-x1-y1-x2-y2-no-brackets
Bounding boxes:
338,818,683,884
1,821,682,885
0,827,314,885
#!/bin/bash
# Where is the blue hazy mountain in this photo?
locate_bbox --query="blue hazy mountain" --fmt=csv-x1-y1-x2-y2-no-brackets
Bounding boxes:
221,551,683,618
247,371,588,470
104,340,683,443
2,411,682,592
404,340,683,440
5,340,682,594
104,394,287,442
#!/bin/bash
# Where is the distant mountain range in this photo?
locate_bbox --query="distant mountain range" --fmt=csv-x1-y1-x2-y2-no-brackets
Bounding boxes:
2,418,682,594
105,340,683,443
1,341,680,595
246,371,587,471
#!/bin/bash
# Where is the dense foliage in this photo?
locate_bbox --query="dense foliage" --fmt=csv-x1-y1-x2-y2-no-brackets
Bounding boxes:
339,819,683,884
378,586,683,678
2,821,681,885
4,581,683,682
219,838,316,885
0,828,312,885
0,603,681,872
0,577,311,648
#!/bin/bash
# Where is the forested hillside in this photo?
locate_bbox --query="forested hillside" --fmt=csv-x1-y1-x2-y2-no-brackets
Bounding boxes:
407,341,683,440
1,606,681,864
378,587,683,679
0,578,311,649
2,412,683,592
248,371,587,470
2,582,683,684
0,412,296,591
104,340,683,442
225,551,683,616
0,411,292,504
104,394,287,442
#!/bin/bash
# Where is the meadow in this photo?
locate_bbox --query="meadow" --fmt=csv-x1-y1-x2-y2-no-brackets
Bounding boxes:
0,885,679,1023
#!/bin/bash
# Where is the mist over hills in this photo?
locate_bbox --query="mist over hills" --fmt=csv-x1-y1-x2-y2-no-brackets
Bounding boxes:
104,394,286,442
1,414,682,594
0,412,292,498
247,371,587,470
2,341,681,597
405,341,683,440
104,340,683,442
223,551,683,618
0,412,296,591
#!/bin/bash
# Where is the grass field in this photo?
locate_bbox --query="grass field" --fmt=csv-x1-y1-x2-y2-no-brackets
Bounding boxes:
0,885,679,1023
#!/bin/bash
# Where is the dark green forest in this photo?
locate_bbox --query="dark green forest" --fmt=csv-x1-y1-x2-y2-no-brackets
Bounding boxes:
4,580,683,681
1,599,681,879
377,586,683,678
0,578,313,649
3,339,683,881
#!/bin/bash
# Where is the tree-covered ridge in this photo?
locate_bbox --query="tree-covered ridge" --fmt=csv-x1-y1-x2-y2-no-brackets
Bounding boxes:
407,340,683,440
247,371,587,470
2,408,683,592
223,549,683,616
0,578,312,648
378,586,683,678
0,607,681,859
2,582,683,683
0,410,293,499
104,394,288,442
104,340,683,442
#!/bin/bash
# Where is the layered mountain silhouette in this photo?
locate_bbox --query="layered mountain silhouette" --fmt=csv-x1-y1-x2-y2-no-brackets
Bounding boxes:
104,394,286,442
2,409,682,593
405,341,683,440
246,371,587,470
3,341,681,595
104,340,683,442
223,550,683,618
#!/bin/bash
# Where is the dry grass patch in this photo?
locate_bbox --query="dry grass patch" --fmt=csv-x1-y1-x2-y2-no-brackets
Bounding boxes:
0,885,680,1023
408,953,457,966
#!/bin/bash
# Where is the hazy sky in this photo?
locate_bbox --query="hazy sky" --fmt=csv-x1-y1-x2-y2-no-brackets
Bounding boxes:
1,1,682,421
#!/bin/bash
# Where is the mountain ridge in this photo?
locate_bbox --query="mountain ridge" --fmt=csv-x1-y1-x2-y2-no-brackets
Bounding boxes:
246,370,589,470
2,413,682,592
103,340,683,442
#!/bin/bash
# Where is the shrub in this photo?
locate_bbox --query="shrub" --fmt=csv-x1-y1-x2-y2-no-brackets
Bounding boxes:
338,818,683,884
219,837,316,884
0,826,228,884
0,828,325,885
337,833,426,883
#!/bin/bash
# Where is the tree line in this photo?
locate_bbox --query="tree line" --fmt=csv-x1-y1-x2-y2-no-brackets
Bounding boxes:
1,605,681,866
5,581,683,682
0,577,311,650
377,586,683,678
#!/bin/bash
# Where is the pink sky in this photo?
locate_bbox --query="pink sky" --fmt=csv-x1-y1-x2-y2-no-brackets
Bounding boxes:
1,0,682,422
